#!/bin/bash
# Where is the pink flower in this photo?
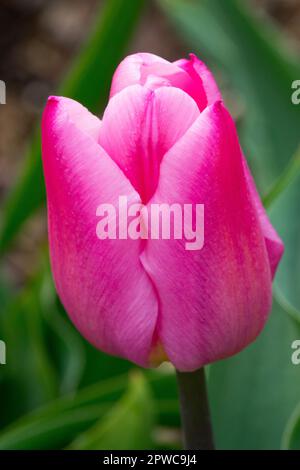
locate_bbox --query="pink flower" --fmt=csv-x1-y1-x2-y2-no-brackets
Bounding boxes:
42,53,283,371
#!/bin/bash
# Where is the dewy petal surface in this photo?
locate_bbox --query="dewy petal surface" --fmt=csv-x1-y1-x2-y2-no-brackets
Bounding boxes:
99,84,200,203
109,52,208,110
141,102,273,371
42,96,158,367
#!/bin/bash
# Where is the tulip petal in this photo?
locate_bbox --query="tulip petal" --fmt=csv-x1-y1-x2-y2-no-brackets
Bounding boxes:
242,158,284,278
110,53,168,96
110,52,207,110
141,102,273,371
175,53,222,105
47,95,102,140
42,96,158,367
99,84,200,202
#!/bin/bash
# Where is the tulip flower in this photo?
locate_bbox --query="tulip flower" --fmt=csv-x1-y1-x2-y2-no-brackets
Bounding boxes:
42,53,283,373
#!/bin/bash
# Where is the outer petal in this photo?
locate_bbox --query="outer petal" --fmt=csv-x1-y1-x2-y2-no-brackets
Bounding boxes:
141,102,273,371
175,49,283,276
242,158,284,278
109,52,207,110
49,96,102,141
175,53,222,105
99,84,200,202
42,96,158,367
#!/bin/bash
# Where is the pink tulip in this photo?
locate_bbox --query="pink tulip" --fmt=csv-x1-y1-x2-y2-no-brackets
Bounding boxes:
42,53,283,371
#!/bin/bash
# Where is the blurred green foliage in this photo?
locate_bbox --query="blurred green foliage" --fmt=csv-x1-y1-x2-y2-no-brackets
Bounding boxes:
0,0,300,450
0,0,145,253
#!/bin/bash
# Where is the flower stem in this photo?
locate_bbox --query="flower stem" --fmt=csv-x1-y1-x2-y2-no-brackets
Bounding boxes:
176,368,214,450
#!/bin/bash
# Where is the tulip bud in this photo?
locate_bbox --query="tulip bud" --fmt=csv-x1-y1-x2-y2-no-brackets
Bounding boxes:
42,53,283,371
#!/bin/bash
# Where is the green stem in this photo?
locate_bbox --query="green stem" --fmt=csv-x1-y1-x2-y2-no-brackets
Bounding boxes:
176,368,214,450
262,145,300,209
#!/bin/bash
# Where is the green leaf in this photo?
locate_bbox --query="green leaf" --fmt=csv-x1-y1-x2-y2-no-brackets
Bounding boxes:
40,272,86,395
268,168,300,315
0,258,89,426
0,375,127,449
263,146,300,209
158,0,300,193
282,401,300,449
208,298,300,449
0,370,177,449
0,404,109,450
0,276,59,425
69,372,155,450
0,0,145,254
59,0,145,111
147,368,179,427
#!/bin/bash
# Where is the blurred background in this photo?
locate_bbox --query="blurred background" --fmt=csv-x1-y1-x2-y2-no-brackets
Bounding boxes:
0,0,299,450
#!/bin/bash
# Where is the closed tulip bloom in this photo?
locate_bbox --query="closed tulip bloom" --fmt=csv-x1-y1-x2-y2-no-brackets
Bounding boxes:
42,53,283,371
